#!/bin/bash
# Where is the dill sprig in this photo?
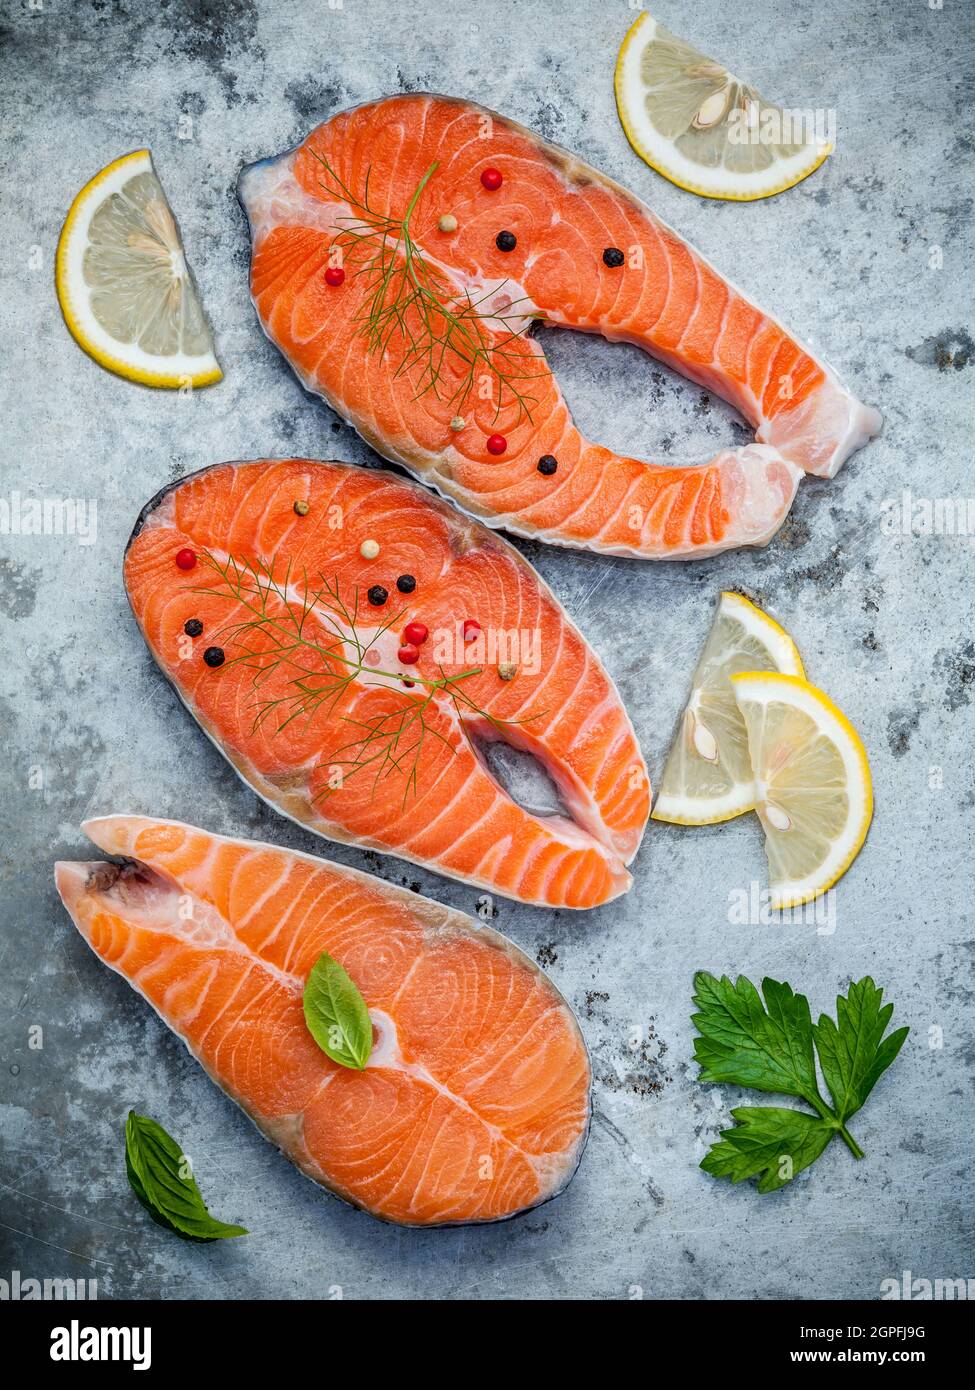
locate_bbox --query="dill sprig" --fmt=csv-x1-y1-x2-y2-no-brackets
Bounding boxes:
193,551,537,807
309,150,548,424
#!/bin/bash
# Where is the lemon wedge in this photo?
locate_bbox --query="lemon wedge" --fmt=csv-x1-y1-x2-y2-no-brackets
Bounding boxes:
615,12,832,201
653,592,804,826
731,673,872,908
56,150,221,389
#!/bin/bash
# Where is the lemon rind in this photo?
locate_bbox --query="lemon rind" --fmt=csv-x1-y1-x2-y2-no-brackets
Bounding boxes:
717,592,805,676
615,12,832,203
652,593,804,826
651,786,756,826
731,671,873,908
56,149,222,390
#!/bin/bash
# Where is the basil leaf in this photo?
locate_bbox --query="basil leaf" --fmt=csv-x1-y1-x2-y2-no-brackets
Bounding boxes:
124,1112,247,1242
303,950,373,1070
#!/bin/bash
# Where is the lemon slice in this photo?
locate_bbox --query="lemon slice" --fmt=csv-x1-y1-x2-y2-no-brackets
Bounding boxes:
731,673,872,908
652,592,804,826
615,12,832,201
56,150,221,388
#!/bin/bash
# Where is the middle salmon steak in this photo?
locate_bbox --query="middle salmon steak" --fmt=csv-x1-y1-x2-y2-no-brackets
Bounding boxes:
124,459,650,908
238,93,881,560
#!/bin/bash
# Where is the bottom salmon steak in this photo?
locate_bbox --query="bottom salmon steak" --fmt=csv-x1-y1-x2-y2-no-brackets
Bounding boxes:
55,816,592,1227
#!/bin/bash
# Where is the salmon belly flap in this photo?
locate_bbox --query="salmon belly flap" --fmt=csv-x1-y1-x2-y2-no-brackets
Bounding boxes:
55,817,592,1226
237,93,881,560
123,459,650,909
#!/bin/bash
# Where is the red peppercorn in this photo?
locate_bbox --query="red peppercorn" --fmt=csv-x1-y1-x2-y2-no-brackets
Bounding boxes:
486,434,507,455
403,621,428,646
324,266,345,287
463,619,481,642
398,643,420,665
481,167,502,190
175,548,196,570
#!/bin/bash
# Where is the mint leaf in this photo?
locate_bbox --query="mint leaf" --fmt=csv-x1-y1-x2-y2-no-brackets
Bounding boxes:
692,972,822,1105
694,973,909,1194
125,1112,247,1241
812,977,909,1122
303,950,373,1070
701,1107,835,1194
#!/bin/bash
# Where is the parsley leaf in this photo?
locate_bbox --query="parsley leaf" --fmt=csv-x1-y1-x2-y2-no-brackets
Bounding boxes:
813,977,910,1121
692,973,820,1104
701,1108,834,1194
693,973,908,1193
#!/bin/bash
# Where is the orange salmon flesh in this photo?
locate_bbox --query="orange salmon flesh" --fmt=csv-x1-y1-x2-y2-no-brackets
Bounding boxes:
56,817,591,1226
238,93,881,559
124,459,650,908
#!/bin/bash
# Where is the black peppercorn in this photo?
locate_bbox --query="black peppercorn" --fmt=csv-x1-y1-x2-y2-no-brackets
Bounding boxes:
495,230,517,252
367,584,389,606
602,247,625,268
203,646,225,668
183,618,203,637
537,455,558,476
396,574,417,594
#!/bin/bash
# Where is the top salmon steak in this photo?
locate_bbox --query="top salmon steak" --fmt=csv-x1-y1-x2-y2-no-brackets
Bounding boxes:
238,94,880,560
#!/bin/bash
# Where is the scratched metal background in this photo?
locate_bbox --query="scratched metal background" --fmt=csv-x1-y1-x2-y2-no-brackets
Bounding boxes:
1,0,973,1300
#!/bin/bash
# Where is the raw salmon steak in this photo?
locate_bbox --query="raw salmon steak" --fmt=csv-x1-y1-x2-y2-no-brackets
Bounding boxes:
238,93,881,560
124,459,650,908
56,816,591,1226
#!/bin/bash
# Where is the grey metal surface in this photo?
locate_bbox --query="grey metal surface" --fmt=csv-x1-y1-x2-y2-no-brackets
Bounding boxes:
1,0,972,1300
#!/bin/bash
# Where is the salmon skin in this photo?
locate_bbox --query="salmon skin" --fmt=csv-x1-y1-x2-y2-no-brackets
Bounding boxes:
56,816,591,1226
237,93,881,560
124,459,650,909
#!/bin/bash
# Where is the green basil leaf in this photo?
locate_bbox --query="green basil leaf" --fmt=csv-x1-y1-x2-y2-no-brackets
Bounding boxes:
303,950,373,1070
124,1112,247,1242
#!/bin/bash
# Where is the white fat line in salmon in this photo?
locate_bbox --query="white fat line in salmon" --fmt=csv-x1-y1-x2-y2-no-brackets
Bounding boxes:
241,150,541,338
199,548,543,681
